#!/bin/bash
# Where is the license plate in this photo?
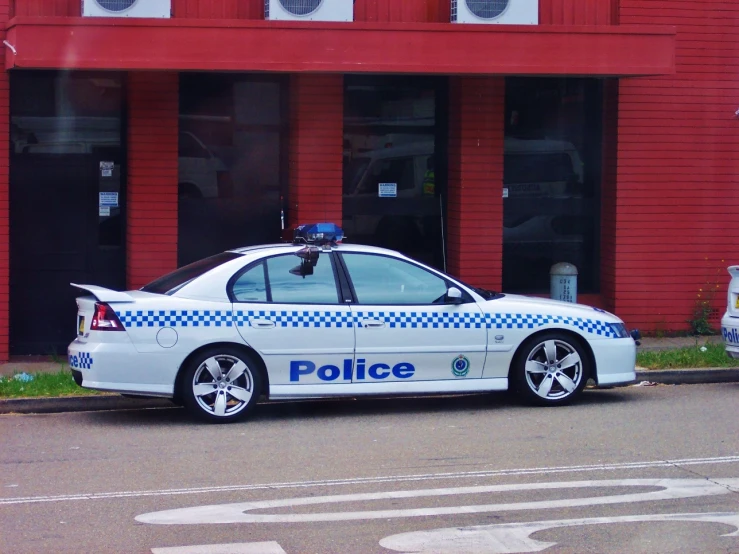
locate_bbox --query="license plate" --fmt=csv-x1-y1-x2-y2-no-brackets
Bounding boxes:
78,316,85,336
736,296,739,309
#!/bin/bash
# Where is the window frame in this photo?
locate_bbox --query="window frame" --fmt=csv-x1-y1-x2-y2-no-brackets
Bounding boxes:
335,251,476,306
227,252,346,305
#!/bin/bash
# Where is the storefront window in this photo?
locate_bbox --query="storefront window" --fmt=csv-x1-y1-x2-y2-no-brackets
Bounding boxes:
342,76,447,270
503,78,603,294
178,74,287,266
9,71,126,354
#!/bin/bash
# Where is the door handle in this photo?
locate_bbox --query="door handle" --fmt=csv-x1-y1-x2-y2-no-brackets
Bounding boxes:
250,319,276,329
362,319,386,329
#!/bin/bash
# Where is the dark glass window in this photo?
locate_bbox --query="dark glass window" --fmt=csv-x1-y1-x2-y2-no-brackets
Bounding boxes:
178,74,288,266
343,76,447,271
141,252,242,295
503,77,603,294
231,262,268,302
266,254,339,304
342,253,447,305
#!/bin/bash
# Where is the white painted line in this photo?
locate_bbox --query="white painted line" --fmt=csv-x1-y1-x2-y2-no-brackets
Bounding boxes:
151,542,286,554
379,512,739,554
135,478,739,525
2,454,738,506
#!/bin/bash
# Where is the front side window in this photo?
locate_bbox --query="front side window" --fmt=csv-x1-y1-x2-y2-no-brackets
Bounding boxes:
342,253,448,305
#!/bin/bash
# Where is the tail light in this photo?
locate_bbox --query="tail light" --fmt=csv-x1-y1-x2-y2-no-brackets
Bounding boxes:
90,302,124,331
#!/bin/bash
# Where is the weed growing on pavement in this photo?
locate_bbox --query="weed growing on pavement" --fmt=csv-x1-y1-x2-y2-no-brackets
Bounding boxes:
687,258,725,336
637,343,736,369
0,370,105,399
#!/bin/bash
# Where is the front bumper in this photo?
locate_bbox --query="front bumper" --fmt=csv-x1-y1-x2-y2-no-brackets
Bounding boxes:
590,337,637,386
68,339,176,397
721,314,739,360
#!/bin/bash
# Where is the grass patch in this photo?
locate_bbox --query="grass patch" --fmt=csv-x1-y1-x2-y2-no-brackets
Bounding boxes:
637,343,737,369
0,369,108,399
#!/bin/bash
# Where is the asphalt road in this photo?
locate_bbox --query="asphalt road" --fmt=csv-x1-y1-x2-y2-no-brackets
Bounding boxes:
1,383,739,553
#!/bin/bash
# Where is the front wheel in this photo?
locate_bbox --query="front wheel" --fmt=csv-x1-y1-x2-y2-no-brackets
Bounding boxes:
512,332,589,406
182,347,262,423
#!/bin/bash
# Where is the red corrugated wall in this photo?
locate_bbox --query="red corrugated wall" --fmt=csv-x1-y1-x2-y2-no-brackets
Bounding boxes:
539,0,614,25
12,0,615,23
127,73,179,290
288,74,343,227
0,0,9,361
447,77,505,291
615,0,739,331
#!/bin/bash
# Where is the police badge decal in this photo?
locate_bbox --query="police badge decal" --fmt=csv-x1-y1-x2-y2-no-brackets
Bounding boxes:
452,355,470,377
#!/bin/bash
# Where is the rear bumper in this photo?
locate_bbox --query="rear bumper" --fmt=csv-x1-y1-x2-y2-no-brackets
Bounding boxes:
67,339,175,397
721,314,739,359
590,338,637,386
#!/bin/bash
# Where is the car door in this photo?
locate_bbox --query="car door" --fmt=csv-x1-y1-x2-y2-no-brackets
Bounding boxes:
338,252,487,383
231,251,355,386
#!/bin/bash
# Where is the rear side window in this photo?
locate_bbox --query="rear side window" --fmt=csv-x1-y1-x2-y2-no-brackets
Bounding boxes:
141,252,242,295
230,253,340,304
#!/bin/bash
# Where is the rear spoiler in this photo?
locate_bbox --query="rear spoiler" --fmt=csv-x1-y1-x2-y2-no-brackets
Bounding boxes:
71,283,135,303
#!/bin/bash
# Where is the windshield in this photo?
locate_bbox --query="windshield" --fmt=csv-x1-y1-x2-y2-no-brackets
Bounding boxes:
141,252,242,295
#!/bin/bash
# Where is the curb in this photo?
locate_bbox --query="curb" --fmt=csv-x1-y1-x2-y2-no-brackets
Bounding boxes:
634,368,739,386
1,369,738,414
0,395,173,415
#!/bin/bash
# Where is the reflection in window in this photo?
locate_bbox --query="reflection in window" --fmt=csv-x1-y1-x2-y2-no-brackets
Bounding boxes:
343,76,445,270
267,254,339,304
503,78,602,294
342,253,447,305
178,74,287,266
232,263,268,302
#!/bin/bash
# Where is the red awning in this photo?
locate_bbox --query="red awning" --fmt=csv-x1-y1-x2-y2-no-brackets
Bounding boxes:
5,17,675,76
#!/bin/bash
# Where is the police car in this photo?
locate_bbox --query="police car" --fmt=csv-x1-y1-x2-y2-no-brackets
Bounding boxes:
68,223,638,423
721,266,739,360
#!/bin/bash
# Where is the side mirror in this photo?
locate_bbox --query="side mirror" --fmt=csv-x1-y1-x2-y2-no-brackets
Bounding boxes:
446,286,463,304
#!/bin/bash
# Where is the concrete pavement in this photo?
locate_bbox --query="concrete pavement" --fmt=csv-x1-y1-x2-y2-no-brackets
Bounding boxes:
2,384,739,553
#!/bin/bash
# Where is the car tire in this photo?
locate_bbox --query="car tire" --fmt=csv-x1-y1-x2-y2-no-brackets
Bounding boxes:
182,346,262,424
511,331,589,406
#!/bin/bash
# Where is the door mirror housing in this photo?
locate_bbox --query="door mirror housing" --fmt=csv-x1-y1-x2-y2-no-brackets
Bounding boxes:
446,286,464,304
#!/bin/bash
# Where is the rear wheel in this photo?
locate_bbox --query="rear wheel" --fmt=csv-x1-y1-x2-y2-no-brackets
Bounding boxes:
512,332,589,406
182,347,262,423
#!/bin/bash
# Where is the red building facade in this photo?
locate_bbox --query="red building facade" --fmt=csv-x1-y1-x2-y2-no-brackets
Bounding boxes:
0,0,736,359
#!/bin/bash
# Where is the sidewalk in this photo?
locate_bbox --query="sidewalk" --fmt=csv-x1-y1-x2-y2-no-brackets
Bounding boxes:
1,336,736,414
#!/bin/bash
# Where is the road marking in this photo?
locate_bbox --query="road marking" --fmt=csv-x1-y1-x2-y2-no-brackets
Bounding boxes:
135,478,739,525
151,542,286,554
2,454,738,506
379,512,739,553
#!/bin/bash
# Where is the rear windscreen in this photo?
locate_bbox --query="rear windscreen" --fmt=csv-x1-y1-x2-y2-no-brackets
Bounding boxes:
141,252,242,295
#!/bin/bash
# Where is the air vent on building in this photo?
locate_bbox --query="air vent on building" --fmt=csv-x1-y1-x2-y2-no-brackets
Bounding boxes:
264,0,352,21
82,0,171,18
451,0,537,24
280,0,322,16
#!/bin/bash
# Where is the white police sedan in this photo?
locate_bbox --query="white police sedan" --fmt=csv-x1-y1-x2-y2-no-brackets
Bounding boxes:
68,223,638,423
721,265,739,359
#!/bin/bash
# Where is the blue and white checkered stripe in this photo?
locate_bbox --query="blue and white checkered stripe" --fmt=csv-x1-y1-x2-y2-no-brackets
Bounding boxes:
235,310,355,328
487,313,616,338
69,352,93,370
356,311,486,329
112,308,616,337
116,310,233,328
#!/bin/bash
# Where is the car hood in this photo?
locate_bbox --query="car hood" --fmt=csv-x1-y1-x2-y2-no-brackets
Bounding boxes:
482,294,623,323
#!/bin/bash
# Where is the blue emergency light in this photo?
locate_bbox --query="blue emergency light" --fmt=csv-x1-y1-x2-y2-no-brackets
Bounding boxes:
293,223,344,246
